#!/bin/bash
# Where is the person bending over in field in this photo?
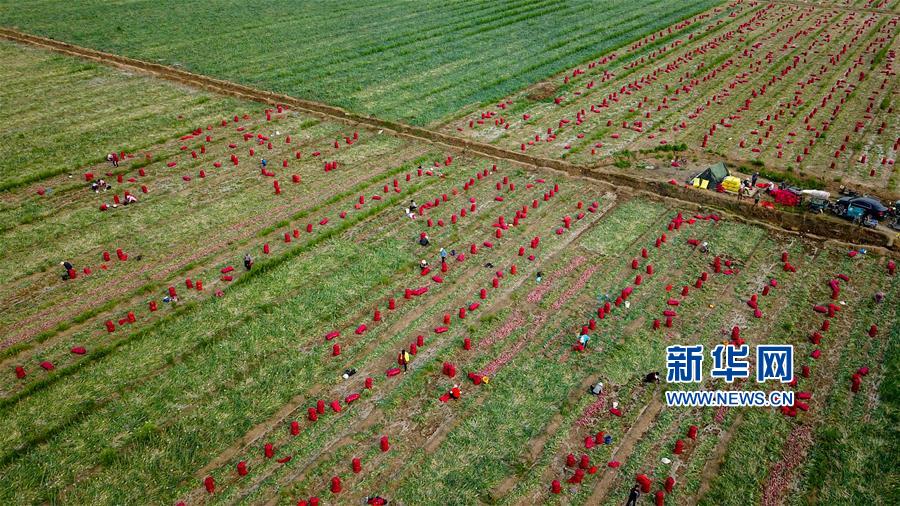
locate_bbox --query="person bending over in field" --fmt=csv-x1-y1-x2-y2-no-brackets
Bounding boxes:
578,333,590,347
243,253,253,271
419,232,430,246
123,194,137,205
590,381,604,395
408,200,418,212
107,153,119,167
643,371,661,384
60,261,74,280
420,259,429,272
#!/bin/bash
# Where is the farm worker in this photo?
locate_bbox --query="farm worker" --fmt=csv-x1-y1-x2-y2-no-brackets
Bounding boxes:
450,384,461,399
699,242,709,254
874,291,885,303
419,232,430,247
244,254,253,271
60,261,74,280
579,333,590,347
409,200,418,212
643,372,661,384
420,259,429,272
405,208,415,219
590,381,604,396
342,368,357,379
536,271,543,283
626,485,641,506
123,194,137,205
754,192,760,206
751,172,759,186
260,159,267,168
94,179,110,192
398,349,411,372
107,152,119,167
440,248,448,264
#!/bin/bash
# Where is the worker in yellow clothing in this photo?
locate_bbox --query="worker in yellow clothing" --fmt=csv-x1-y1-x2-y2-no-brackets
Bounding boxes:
398,348,412,372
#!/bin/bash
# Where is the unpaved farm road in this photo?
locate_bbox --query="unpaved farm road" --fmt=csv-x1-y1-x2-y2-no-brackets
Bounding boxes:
1,28,897,255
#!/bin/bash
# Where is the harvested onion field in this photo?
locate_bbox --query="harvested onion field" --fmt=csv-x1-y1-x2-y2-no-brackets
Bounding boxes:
1,2,899,506
445,0,900,195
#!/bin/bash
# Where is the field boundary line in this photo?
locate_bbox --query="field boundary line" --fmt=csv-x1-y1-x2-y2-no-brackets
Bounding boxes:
769,0,900,15
0,27,897,255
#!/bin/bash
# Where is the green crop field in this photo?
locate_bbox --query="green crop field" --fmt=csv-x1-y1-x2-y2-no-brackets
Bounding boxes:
2,1,899,505
0,41,261,191
0,0,721,125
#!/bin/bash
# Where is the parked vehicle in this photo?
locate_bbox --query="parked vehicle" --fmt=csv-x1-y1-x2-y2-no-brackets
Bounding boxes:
888,200,900,217
834,196,889,220
807,197,831,214
861,215,879,229
800,190,831,214
888,216,900,231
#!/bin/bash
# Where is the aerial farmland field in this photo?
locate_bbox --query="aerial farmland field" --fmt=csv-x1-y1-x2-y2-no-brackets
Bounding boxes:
445,0,900,195
0,0,722,125
1,1,899,506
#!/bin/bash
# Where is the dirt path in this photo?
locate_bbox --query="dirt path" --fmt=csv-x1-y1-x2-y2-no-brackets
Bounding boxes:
196,386,325,479
693,411,745,503
582,394,664,506
1,29,895,255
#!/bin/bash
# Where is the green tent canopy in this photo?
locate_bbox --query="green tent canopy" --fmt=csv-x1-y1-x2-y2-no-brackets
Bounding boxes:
689,162,729,188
